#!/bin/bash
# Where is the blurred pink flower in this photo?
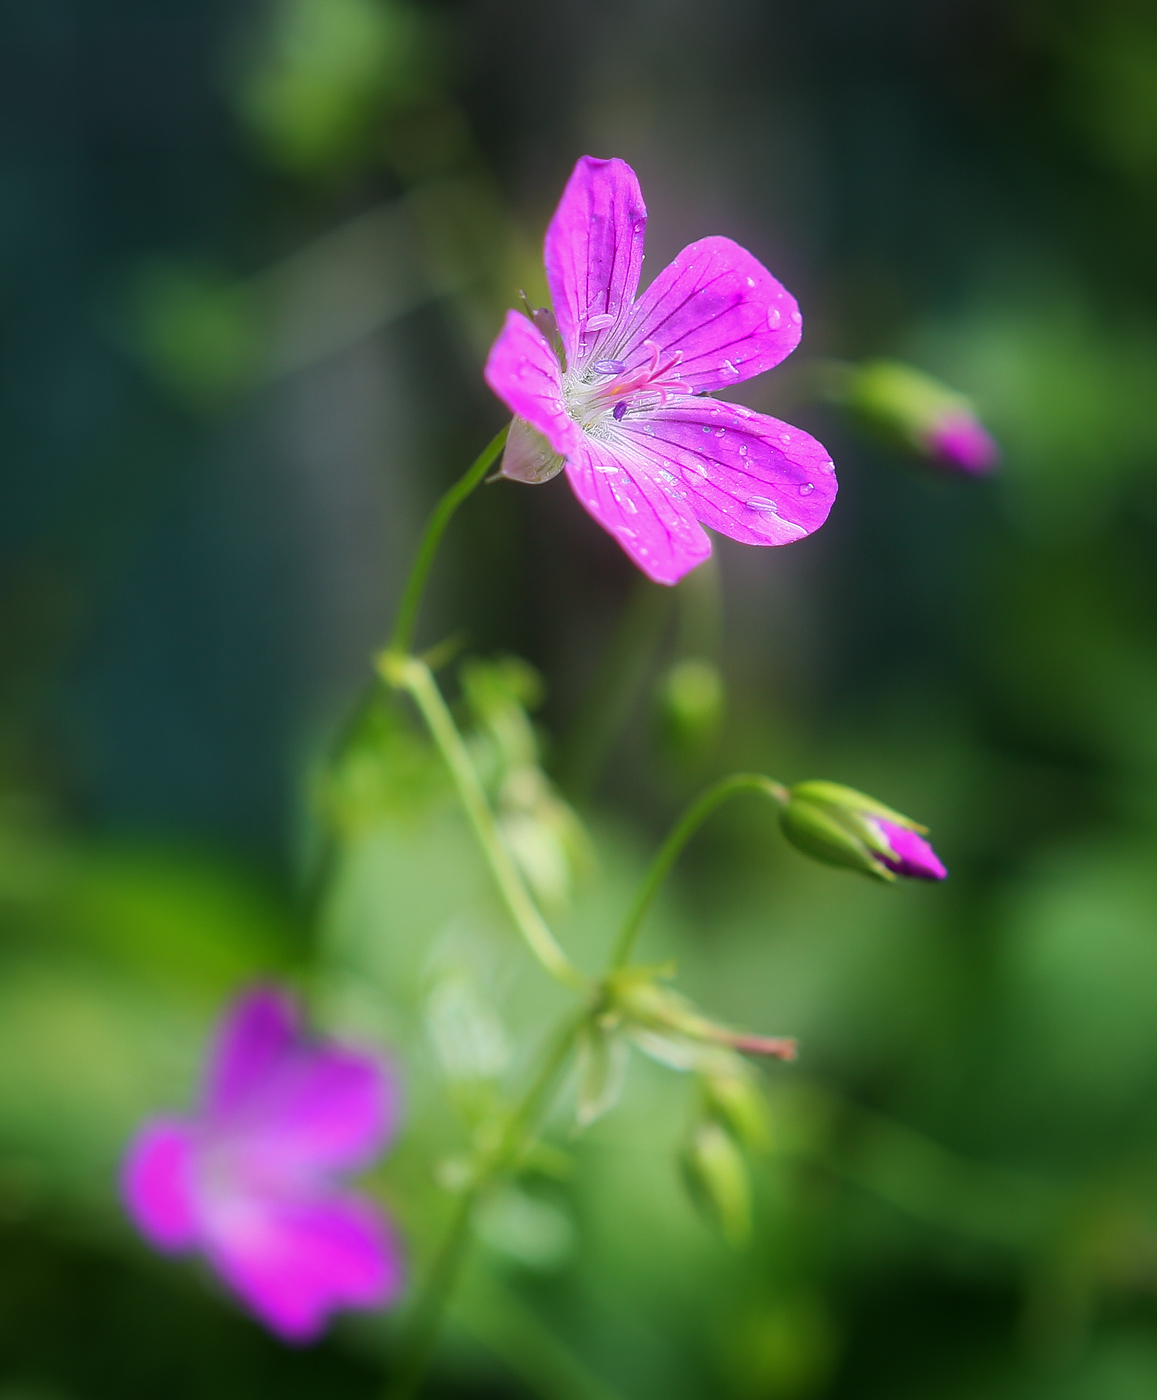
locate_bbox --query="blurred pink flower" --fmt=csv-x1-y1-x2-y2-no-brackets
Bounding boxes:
874,819,948,881
485,155,837,585
122,987,402,1343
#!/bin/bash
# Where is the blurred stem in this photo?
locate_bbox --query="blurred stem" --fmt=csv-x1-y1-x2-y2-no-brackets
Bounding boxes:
382,654,587,991
385,1014,585,1400
388,423,509,658
555,575,674,801
675,553,722,660
611,773,789,969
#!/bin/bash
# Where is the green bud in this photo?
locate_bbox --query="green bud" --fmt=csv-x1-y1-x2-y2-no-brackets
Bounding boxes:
656,658,726,758
780,780,924,882
682,1120,752,1245
701,1067,772,1151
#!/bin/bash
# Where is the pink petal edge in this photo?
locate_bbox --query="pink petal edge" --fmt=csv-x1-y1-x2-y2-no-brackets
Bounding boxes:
122,1118,199,1252
544,155,647,373
564,435,712,585
615,397,836,548
203,1192,403,1344
204,986,299,1123
621,236,803,393
484,310,578,459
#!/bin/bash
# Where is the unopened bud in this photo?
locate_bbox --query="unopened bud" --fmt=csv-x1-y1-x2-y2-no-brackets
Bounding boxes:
656,658,726,758
682,1120,751,1245
701,1068,772,1151
780,781,947,883
843,360,999,475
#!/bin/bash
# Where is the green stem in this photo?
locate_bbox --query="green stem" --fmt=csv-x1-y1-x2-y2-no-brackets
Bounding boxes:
610,773,789,969
555,575,673,800
384,1014,585,1400
384,654,587,991
388,424,509,659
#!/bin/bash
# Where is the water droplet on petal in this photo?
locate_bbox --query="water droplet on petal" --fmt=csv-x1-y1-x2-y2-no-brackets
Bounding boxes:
747,496,778,512
685,461,710,478
586,312,615,330
738,443,747,456
746,277,755,287
715,427,726,436
799,482,815,495
595,462,619,475
623,495,638,514
767,307,781,329
780,433,791,444
790,310,802,325
701,425,712,433
618,526,637,538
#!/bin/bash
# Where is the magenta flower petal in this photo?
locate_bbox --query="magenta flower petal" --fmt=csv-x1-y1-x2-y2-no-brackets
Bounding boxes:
122,1118,198,1252
483,310,579,459
621,237,802,392
565,435,712,584
616,398,836,547
204,986,298,1123
875,819,948,880
204,1193,402,1344
544,155,647,371
243,1043,397,1173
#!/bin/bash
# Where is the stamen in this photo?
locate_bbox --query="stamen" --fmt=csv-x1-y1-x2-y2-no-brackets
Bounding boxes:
593,359,627,375
613,400,627,421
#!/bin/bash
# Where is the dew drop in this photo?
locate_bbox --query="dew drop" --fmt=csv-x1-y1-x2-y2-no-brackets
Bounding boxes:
715,427,726,436
586,312,615,330
746,496,778,513
701,425,713,433
746,277,756,287
722,358,738,375
790,309,802,325
780,433,791,444
623,495,638,514
798,481,815,496
767,307,781,329
738,443,747,456
618,526,637,538
595,462,619,475
685,461,710,478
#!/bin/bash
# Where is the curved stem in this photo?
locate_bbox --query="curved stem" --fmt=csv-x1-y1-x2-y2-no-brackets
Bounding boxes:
610,773,789,969
388,424,509,659
384,654,588,991
384,1013,585,1400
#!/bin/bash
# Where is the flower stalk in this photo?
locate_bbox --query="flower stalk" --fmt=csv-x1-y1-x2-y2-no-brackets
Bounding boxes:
380,652,588,992
388,423,509,660
610,772,789,968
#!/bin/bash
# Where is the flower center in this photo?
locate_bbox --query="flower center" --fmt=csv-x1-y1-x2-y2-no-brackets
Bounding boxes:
566,339,691,431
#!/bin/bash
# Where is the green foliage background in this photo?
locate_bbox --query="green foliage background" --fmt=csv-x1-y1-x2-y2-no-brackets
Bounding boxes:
2,0,1157,1396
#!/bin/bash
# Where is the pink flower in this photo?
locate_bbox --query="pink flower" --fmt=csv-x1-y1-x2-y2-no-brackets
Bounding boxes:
873,819,948,881
484,155,837,585
121,987,402,1343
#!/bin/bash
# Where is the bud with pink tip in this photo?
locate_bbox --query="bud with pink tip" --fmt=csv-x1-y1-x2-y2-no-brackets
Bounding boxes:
842,359,999,476
780,780,947,883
